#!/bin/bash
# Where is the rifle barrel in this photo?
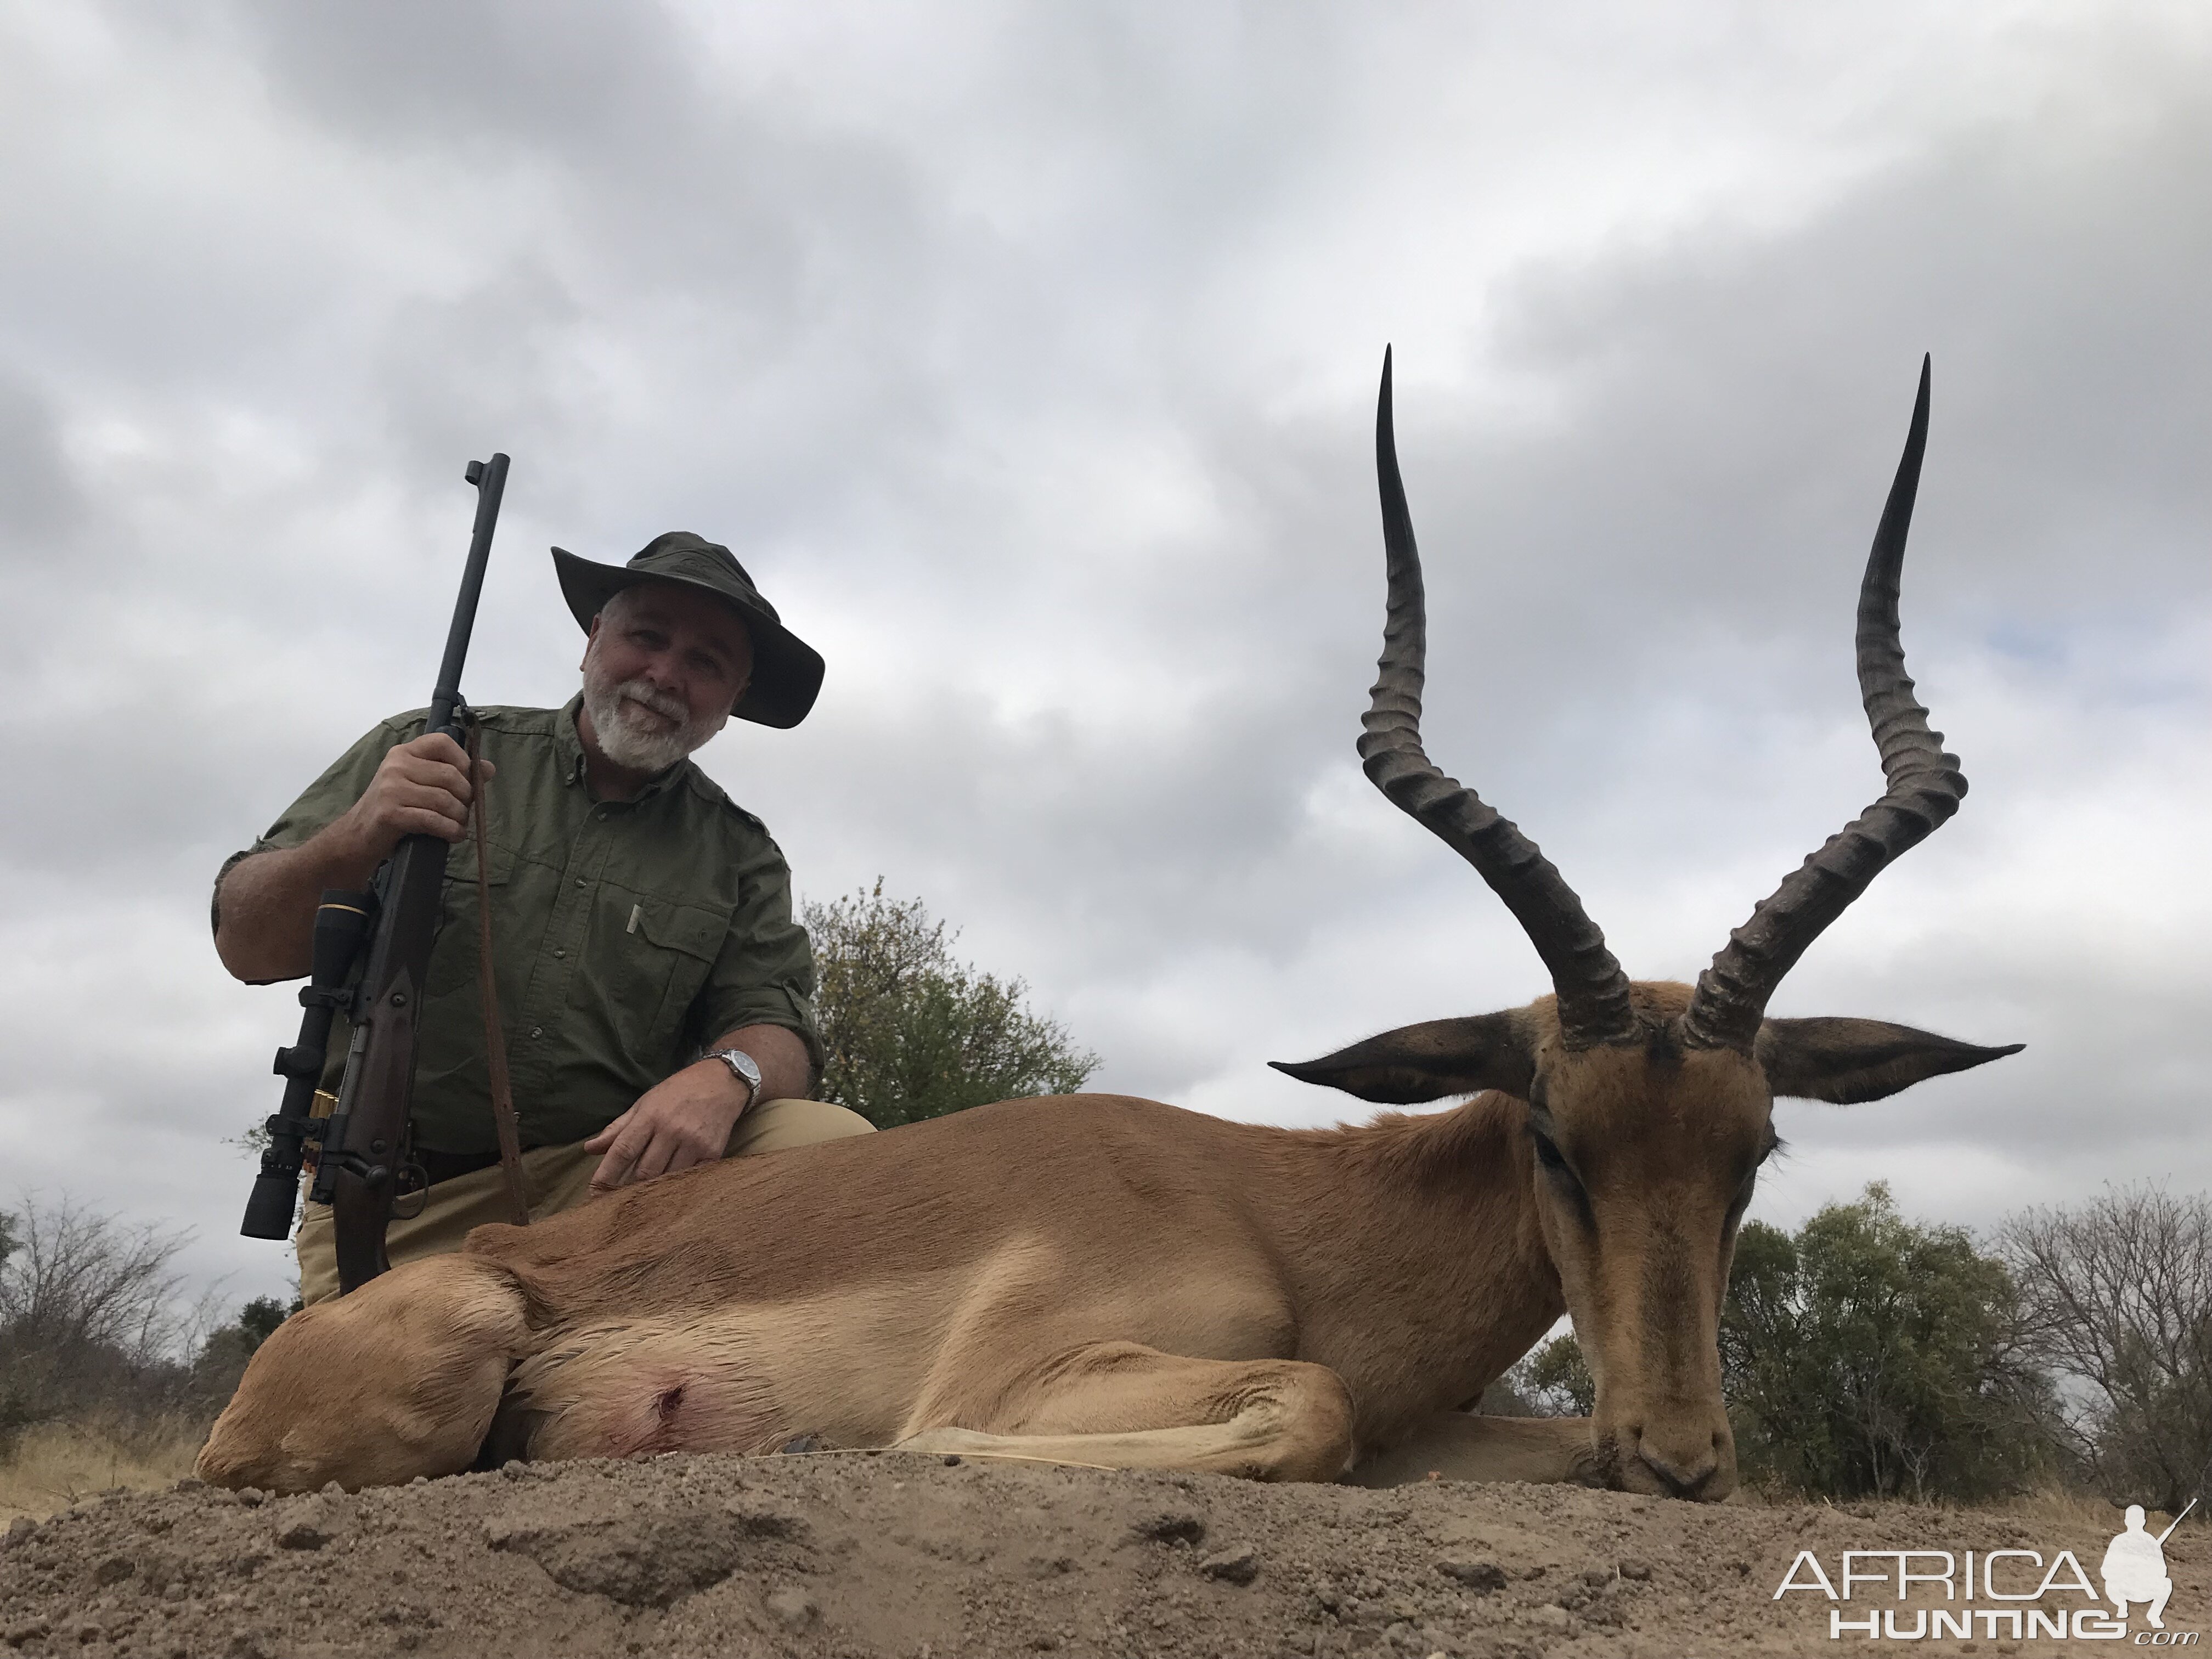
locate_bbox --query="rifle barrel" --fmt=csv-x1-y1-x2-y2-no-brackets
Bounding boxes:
427,454,510,738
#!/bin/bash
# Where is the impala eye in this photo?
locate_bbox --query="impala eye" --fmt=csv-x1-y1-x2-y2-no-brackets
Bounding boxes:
1725,1168,1757,1227
1724,1143,1773,1234
1530,1128,1597,1232
1530,1130,1584,1194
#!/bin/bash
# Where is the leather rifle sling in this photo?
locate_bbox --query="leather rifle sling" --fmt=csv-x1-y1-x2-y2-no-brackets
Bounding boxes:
466,719,531,1226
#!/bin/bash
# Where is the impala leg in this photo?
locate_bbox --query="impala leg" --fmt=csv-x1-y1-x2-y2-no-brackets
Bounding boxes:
196,1254,532,1494
1347,1411,1602,1488
896,1341,1354,1482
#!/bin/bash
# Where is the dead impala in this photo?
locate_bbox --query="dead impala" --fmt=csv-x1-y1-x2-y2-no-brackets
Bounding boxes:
200,352,2018,1500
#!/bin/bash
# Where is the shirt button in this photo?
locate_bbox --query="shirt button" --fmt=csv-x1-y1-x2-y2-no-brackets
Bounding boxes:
552,948,566,959
575,879,587,889
530,1026,544,1039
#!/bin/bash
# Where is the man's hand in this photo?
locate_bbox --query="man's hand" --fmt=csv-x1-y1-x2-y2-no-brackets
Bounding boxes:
214,730,495,984
583,1024,812,1194
585,1058,751,1193
332,731,492,866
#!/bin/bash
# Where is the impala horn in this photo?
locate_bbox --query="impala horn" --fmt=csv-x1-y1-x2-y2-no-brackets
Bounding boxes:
1680,356,1967,1053
1363,348,1637,1051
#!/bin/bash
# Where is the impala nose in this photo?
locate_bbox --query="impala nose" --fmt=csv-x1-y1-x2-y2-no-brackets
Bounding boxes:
1634,1427,1722,1499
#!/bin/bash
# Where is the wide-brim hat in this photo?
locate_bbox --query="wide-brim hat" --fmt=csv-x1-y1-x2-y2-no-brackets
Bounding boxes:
552,532,824,729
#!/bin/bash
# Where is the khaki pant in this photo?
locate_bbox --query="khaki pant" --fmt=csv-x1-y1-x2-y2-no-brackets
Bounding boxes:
295,1097,874,1306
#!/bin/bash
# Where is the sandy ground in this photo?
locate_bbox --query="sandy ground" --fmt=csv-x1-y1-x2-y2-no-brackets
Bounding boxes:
1,1451,2203,1658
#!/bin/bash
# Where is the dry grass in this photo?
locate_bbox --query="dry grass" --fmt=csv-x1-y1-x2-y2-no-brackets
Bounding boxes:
1996,1484,2207,1538
1742,1482,2209,1538
1999,1485,2129,1530
0,1423,202,1522
1701,1472,2212,1545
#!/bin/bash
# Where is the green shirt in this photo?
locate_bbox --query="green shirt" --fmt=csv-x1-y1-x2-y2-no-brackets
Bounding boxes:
217,697,821,1153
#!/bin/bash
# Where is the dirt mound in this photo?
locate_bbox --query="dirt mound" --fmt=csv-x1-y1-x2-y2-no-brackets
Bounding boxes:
2,1452,2200,1657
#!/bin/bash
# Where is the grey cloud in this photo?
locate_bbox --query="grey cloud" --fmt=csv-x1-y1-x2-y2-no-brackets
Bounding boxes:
369,261,595,489
0,368,81,549
213,0,702,159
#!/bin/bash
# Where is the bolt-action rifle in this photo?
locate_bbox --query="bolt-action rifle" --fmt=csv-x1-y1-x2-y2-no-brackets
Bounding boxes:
238,455,510,1294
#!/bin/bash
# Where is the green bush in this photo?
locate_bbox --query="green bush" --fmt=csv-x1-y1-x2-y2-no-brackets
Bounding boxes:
189,1294,300,1404
1720,1182,2056,1502
803,881,1098,1129
1515,1332,1596,1417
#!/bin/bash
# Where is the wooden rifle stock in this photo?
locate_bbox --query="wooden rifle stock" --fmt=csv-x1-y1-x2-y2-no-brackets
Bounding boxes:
312,832,449,1290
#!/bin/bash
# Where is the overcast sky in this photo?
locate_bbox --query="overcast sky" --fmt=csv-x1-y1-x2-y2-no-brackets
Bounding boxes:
2,1,2206,1310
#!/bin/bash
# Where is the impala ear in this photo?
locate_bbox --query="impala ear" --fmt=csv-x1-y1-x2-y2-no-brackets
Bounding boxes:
1754,1017,2023,1104
1271,1012,1535,1104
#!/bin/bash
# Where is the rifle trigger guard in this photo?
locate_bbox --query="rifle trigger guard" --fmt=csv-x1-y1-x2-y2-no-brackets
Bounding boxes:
391,1160,431,1223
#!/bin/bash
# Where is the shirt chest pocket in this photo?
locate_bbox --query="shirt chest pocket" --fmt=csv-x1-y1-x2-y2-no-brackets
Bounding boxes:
601,898,727,1062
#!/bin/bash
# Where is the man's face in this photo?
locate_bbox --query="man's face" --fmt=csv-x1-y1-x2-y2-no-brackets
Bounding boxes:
579,581,754,775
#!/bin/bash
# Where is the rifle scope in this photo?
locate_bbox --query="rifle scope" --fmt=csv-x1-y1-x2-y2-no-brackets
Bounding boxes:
239,890,375,1239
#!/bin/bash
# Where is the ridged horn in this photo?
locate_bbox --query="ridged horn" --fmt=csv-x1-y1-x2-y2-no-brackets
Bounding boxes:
1681,356,1967,1052
1361,348,1637,1050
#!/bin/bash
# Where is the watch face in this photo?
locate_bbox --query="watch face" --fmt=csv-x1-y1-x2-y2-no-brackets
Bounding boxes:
721,1050,761,1086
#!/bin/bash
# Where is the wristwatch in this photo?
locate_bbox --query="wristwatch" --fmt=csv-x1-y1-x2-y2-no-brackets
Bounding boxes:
707,1048,762,1111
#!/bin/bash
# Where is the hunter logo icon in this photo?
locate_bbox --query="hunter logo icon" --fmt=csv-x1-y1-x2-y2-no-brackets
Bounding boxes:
2104,1501,2194,1630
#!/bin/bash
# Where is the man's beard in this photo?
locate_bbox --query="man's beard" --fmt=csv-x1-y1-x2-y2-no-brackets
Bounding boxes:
581,661,729,775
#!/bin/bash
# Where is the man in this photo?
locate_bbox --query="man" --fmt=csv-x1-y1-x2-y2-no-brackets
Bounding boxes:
214,532,872,1303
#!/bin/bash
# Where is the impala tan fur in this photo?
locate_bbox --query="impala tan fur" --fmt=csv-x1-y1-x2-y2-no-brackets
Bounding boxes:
200,352,2020,1502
